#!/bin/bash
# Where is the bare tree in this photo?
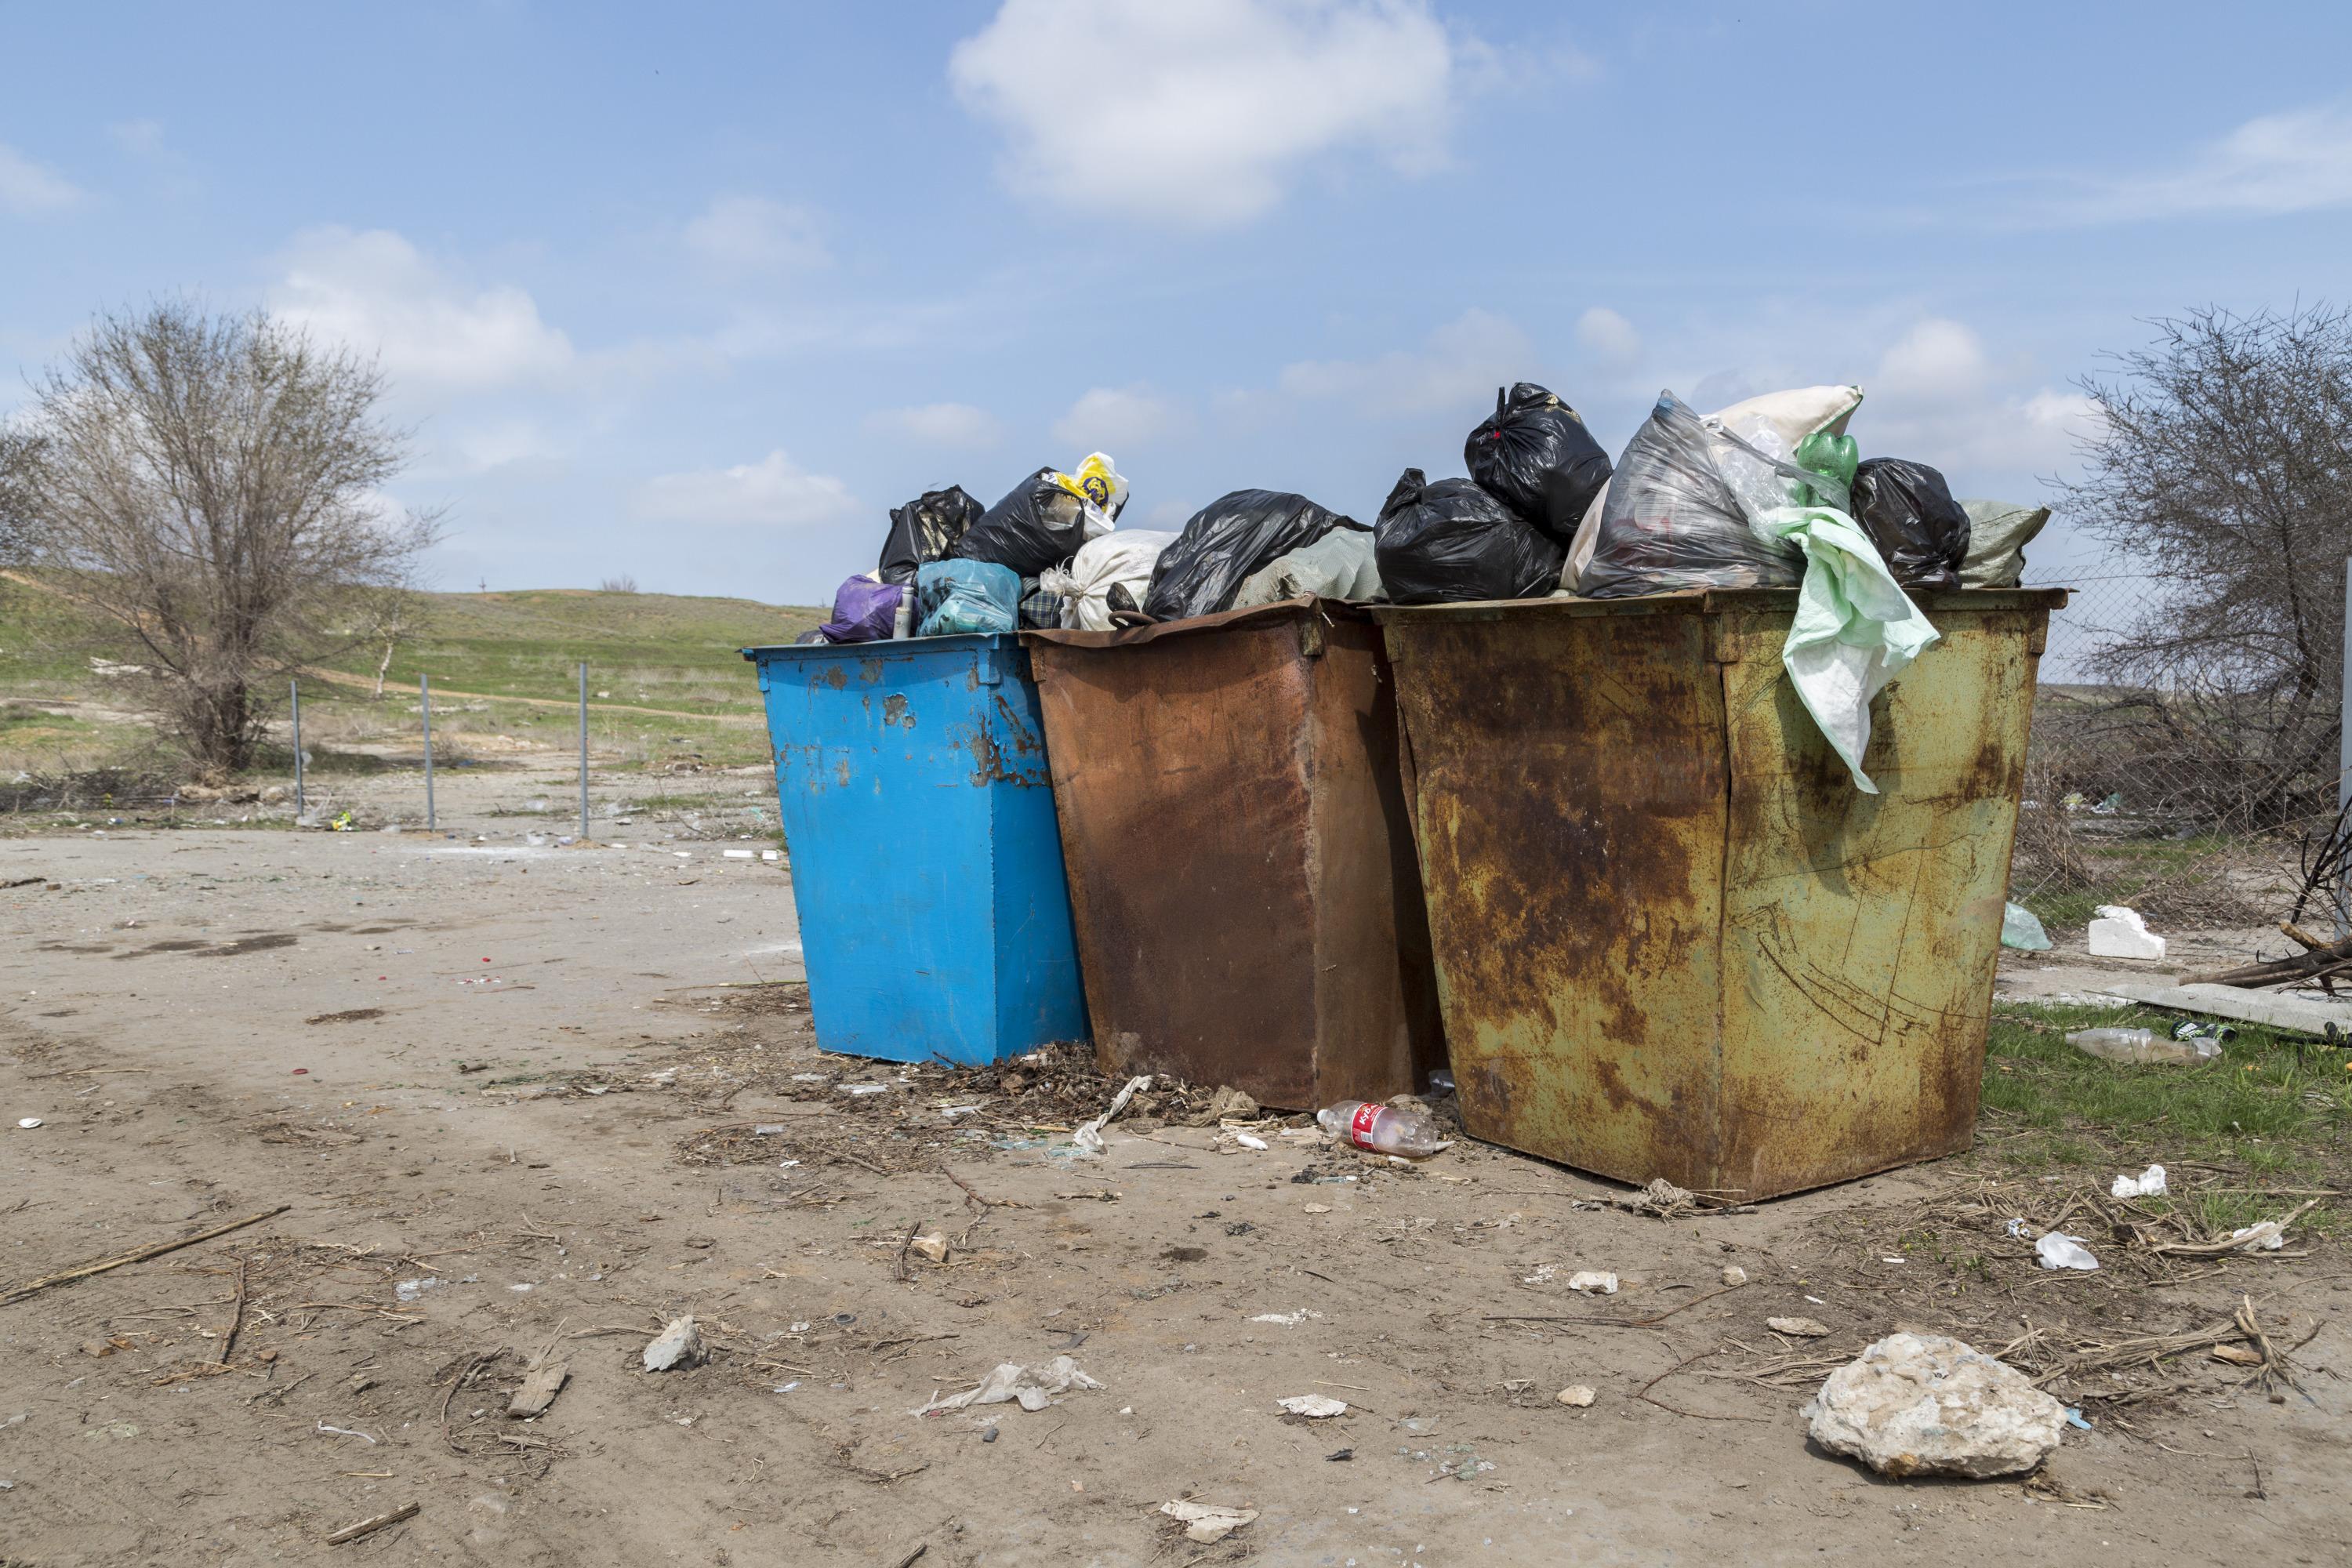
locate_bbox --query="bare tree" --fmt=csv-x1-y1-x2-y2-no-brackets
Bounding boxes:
598,573,640,594
10,303,440,772
0,424,41,570
354,571,432,700
2063,305,2352,823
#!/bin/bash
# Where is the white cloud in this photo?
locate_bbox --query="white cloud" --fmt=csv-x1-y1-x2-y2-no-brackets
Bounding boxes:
949,0,1469,229
270,227,573,390
2016,103,2352,225
1051,385,1186,449
683,195,829,273
633,450,858,528
1875,318,1989,400
1575,306,1640,365
866,401,1004,450
1279,308,1532,417
0,143,85,214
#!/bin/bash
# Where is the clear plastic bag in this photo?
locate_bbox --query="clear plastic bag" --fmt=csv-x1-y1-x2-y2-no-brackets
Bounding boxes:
915,560,1020,637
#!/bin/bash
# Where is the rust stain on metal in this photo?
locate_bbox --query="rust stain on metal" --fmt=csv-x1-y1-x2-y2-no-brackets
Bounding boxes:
883,693,913,728
1024,601,1443,1111
1376,589,2061,1200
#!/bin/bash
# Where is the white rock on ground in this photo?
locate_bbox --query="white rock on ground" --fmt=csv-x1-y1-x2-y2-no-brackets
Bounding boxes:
2086,905,2165,960
642,1316,706,1371
1803,1332,2066,1478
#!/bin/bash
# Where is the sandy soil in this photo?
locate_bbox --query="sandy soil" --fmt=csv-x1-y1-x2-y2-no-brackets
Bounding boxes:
1,766,2346,1565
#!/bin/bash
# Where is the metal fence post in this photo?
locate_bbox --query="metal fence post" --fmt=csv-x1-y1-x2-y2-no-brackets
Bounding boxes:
290,680,304,819
579,662,590,844
421,673,435,830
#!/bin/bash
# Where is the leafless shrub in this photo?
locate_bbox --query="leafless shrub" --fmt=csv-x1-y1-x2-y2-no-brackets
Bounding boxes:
10,302,441,771
599,574,640,594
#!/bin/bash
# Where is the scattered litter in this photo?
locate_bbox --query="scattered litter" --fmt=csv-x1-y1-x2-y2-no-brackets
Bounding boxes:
2067,1026,2218,1065
2110,1163,2168,1199
1566,1271,1617,1295
314,1421,377,1445
1610,1177,1736,1218
1317,1098,1449,1157
1276,1395,1348,1418
1160,1500,1258,1544
753,1124,789,1136
1720,1265,1748,1287
1803,1333,2066,1478
1556,1385,1595,1408
1233,1132,1269,1151
840,1083,890,1097
1326,1446,1352,1461
1183,1085,1260,1127
1520,1265,1557,1286
15,1118,41,1130
642,1316,706,1371
1073,1074,1152,1154
2000,901,2053,952
506,1362,569,1418
1769,1316,1832,1338
2063,1407,2092,1431
394,1277,438,1302
722,849,755,859
2086,904,2165,961
2035,1232,2100,1272
913,1356,1102,1415
2005,1218,2031,1239
2226,1221,2286,1252
909,1232,949,1263
1249,1310,1323,1326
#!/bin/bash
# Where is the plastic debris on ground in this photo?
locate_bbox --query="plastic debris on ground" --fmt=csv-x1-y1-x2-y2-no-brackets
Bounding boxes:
1465,382,1613,543
1071,1074,1152,1154
2035,1232,2100,1271
1161,1501,1258,1544
1374,467,1564,604
2001,901,2053,951
1142,489,1364,621
915,560,1021,637
1039,530,1176,630
1565,1271,1618,1295
1315,1098,1450,1156
1230,526,1385,608
2110,1163,2167,1199
2227,1221,2286,1251
879,485,984,584
2086,904,2166,961
1802,1332,2066,1479
950,456,1125,576
1849,457,1970,590
2065,1026,2219,1065
913,1356,1102,1414
1276,1395,1348,1417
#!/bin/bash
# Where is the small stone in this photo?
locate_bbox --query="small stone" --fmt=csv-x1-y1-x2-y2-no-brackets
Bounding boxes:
1565,1270,1617,1295
2211,1344,2263,1367
1803,1332,2064,1479
1556,1385,1595,1408
642,1316,706,1372
1276,1395,1347,1418
909,1232,949,1262
1721,1265,1748,1287
1768,1316,1832,1338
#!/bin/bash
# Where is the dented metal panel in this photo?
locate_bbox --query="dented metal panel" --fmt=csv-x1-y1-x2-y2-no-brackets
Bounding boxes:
1024,600,1444,1110
1374,589,2062,1200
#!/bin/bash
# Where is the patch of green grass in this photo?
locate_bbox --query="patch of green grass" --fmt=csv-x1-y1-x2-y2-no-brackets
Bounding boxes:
1982,1000,2351,1233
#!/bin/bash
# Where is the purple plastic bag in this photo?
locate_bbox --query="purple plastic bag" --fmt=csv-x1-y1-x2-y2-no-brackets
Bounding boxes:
818,575,903,644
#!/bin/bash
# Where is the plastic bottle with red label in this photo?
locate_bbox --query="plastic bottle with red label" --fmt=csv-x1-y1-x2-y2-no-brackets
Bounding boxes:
1316,1100,1450,1158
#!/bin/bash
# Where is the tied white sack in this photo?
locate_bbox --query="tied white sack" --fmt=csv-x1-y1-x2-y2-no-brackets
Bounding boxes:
1041,531,1177,632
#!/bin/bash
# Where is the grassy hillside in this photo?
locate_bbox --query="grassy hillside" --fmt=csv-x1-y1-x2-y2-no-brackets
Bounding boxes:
0,580,826,776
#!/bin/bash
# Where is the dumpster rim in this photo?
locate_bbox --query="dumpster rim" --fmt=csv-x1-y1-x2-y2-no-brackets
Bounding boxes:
1021,595,1376,651
741,631,1023,663
1368,586,2071,624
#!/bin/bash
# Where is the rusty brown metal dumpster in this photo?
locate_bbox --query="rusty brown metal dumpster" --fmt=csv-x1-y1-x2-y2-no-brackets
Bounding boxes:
1023,600,1445,1110
1374,587,2064,1200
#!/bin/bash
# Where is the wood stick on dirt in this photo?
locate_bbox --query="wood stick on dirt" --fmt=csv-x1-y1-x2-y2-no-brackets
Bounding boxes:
0,1205,289,1308
2183,934,2352,987
216,1256,249,1365
882,1545,927,1568
325,1502,419,1546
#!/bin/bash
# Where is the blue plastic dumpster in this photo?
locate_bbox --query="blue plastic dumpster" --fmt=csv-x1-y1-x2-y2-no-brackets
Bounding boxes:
742,634,1087,1065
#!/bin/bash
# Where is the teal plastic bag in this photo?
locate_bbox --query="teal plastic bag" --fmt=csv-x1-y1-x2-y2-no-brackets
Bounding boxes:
916,561,1020,637
2002,902,2053,951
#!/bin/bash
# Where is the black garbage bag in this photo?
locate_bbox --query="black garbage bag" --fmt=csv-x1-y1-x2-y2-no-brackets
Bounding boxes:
1374,469,1566,604
953,467,1116,577
878,485,984,585
1464,383,1612,543
1849,458,1970,592
1142,489,1365,621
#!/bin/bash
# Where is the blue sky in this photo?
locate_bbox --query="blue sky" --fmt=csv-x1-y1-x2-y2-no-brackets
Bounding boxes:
5,1,2351,606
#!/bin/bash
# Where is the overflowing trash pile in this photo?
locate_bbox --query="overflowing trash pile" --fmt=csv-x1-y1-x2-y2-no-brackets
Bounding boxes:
800,377,2050,791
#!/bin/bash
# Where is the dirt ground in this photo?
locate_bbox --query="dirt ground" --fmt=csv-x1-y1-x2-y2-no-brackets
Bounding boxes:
2,761,2347,1566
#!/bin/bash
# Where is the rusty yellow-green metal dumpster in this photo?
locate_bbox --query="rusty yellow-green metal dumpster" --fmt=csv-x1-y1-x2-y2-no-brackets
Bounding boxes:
1374,587,2063,1200
1023,600,1446,1111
